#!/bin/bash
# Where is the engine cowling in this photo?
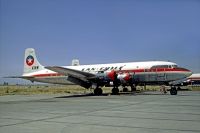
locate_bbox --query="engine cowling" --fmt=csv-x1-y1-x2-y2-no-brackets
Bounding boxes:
96,71,131,86
117,73,131,83
106,70,117,81
107,71,131,82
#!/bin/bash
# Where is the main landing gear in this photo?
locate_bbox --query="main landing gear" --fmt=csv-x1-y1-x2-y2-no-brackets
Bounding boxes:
94,87,103,95
170,86,177,95
122,87,128,92
112,87,119,95
131,86,136,92
122,84,136,93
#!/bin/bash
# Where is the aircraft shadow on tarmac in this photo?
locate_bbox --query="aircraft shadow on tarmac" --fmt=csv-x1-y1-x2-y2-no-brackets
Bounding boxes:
55,93,109,98
54,91,174,98
54,92,141,98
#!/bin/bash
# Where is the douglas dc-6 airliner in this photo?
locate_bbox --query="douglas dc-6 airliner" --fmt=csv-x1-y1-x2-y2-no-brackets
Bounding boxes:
8,48,192,95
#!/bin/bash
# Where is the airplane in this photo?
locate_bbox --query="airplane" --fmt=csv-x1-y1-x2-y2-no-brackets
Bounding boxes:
187,73,200,83
8,48,192,95
180,73,200,86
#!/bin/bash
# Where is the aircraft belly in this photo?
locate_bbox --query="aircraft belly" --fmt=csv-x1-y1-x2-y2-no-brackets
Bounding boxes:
134,73,148,82
133,72,166,82
165,73,186,81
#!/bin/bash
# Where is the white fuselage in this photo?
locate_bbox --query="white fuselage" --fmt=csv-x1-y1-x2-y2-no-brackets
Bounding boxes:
23,61,192,85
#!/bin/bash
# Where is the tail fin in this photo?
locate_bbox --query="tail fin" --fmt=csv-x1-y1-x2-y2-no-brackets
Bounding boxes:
71,59,80,66
23,48,44,74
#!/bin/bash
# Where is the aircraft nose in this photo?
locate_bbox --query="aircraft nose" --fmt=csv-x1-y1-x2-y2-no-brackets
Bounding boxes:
178,67,192,78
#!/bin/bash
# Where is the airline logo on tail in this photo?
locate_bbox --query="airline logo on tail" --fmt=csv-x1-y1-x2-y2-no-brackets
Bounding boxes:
26,55,34,66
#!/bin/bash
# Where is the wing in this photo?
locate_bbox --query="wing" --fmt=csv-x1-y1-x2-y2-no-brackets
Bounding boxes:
45,66,97,88
45,66,96,79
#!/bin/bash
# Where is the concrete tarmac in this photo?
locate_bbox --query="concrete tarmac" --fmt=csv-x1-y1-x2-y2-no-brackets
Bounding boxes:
0,91,200,133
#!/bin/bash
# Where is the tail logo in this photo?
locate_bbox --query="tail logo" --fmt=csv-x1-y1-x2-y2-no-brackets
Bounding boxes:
26,55,34,66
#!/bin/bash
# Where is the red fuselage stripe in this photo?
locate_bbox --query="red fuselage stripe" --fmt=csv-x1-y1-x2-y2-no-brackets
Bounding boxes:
120,68,190,73
31,67,190,78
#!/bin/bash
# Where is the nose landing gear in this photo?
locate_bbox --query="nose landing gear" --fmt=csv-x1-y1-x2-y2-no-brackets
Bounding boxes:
170,86,177,95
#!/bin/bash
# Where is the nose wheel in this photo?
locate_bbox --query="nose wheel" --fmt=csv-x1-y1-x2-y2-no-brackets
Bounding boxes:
170,86,177,95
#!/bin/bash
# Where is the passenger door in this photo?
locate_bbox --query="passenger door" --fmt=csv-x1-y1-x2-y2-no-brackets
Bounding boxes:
156,68,166,81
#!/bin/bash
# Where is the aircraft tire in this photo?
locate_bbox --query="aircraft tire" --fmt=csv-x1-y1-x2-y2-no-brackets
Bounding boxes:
112,87,119,95
94,88,103,95
123,87,128,92
170,87,177,95
131,86,136,92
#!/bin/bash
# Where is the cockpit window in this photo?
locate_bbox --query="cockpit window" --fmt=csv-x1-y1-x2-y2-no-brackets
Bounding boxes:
172,65,177,68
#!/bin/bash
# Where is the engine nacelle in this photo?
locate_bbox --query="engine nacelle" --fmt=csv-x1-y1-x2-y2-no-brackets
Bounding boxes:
106,70,116,81
117,73,131,83
96,70,114,80
96,71,131,85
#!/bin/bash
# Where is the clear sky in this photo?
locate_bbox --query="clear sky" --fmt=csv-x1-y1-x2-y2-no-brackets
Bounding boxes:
0,0,200,84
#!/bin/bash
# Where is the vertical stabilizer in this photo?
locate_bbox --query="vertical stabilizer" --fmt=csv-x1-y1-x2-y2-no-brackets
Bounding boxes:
23,48,44,74
72,59,80,66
